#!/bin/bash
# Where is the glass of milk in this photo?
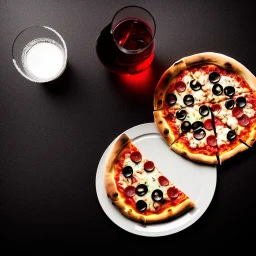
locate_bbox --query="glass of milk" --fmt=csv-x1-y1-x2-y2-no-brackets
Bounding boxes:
12,25,67,83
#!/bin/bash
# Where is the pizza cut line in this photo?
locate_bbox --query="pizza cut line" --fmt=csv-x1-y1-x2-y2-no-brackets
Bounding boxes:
105,133,195,224
153,52,256,165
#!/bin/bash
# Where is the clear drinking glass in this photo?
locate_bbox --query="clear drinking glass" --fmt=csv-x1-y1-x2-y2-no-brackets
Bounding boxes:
12,25,68,83
96,5,156,75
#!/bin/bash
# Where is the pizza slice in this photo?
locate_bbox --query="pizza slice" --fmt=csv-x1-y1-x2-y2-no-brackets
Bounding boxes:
170,118,219,165
153,103,214,146
210,92,256,148
212,116,249,165
105,133,195,224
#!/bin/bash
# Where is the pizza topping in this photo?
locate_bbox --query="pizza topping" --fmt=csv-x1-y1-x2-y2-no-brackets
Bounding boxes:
176,109,187,120
237,114,250,126
122,166,133,178
167,187,179,199
158,176,169,186
193,128,206,140
183,95,194,106
209,71,221,83
181,121,192,132
130,151,142,163
227,130,237,141
175,81,186,92
211,103,221,113
206,135,217,147
203,119,213,130
199,105,209,116
224,86,235,97
151,189,163,202
192,121,204,131
135,184,148,196
144,161,155,172
225,99,235,110
190,79,202,91
124,186,136,197
232,106,243,118
236,96,246,108
166,93,177,106
212,84,223,96
136,200,147,212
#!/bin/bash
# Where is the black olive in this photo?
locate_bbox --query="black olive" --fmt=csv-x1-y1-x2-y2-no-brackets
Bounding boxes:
181,121,192,132
183,95,194,106
135,184,148,196
209,72,221,83
176,109,187,120
224,86,235,97
151,189,163,202
227,130,236,141
190,79,202,91
193,128,206,140
122,166,133,178
199,105,209,116
165,93,177,106
212,84,223,96
225,99,235,110
192,121,204,131
236,96,246,108
136,200,147,212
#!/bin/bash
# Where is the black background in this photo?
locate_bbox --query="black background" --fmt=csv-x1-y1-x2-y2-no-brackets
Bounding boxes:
1,0,256,250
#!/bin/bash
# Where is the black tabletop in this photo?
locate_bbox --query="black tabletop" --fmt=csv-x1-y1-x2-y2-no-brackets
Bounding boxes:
1,0,256,250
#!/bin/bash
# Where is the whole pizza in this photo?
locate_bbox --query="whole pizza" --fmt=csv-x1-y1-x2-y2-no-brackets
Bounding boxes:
153,52,256,165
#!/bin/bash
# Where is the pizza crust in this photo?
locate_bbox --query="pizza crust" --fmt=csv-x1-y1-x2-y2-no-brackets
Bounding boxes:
153,110,178,146
113,197,195,224
171,142,218,165
218,142,249,165
105,133,131,201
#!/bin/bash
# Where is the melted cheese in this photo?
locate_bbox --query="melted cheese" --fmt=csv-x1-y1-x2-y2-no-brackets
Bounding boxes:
119,155,175,212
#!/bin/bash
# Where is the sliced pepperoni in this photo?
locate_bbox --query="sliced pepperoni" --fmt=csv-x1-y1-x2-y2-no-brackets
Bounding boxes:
211,104,221,113
167,187,179,199
232,106,243,118
175,81,186,92
144,161,155,172
204,119,213,130
237,114,250,127
214,117,223,126
206,135,217,147
124,186,136,197
130,151,142,163
158,176,169,186
131,176,137,184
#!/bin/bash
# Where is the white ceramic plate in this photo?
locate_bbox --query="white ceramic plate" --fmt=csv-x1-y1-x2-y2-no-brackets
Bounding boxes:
95,123,217,237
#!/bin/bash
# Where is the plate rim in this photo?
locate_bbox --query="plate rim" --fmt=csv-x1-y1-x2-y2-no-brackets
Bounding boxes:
95,122,217,237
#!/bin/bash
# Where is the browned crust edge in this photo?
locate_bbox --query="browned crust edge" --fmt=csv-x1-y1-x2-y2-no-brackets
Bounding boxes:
171,142,218,165
218,142,249,165
244,124,256,147
113,197,195,224
105,133,131,202
153,110,178,146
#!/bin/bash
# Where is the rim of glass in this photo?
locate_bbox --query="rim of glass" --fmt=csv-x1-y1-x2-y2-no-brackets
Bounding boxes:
110,5,156,55
12,25,68,83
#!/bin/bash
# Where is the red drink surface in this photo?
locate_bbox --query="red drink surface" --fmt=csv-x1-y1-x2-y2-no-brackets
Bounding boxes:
96,20,154,74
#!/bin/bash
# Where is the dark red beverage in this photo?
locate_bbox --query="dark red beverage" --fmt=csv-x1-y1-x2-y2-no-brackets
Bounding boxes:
96,19,155,74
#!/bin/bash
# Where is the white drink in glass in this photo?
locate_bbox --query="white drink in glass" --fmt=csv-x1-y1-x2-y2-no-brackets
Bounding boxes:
21,38,66,82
